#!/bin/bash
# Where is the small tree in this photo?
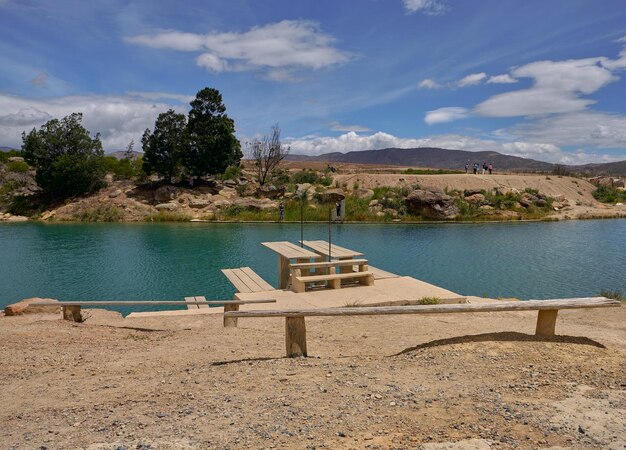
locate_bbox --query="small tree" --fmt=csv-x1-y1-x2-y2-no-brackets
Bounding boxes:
184,87,242,177
142,109,187,183
249,124,290,186
22,112,106,199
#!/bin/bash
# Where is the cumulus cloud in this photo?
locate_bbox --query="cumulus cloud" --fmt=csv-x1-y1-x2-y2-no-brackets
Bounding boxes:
30,72,48,87
285,131,618,164
0,92,189,150
418,78,441,89
487,74,517,84
329,121,371,132
424,107,469,124
127,20,352,80
457,72,487,87
402,0,448,15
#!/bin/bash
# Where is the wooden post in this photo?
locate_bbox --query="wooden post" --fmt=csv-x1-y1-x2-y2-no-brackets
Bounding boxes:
535,310,558,336
62,305,82,322
223,303,239,327
285,316,307,357
278,255,290,289
292,269,305,293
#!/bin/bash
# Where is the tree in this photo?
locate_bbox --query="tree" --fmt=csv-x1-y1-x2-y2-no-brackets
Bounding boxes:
22,112,106,199
249,124,290,186
184,87,242,177
142,109,187,183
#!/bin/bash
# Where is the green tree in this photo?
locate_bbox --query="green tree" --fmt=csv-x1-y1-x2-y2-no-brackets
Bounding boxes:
142,109,187,183
184,87,242,177
21,112,106,199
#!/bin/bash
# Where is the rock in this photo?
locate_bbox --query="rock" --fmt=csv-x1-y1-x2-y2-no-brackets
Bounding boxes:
613,179,625,188
218,187,238,199
355,188,374,199
383,208,398,218
104,173,114,184
108,189,122,198
188,198,213,209
40,210,55,220
375,211,385,217
465,193,486,204
316,188,345,203
479,205,494,210
212,199,231,208
536,198,547,207
223,179,237,187
256,184,285,199
155,202,179,211
5,298,60,316
295,183,312,196
233,198,278,211
154,185,178,203
369,204,383,213
553,194,566,202
369,199,379,207
519,193,538,208
405,189,460,219
7,156,24,163
464,188,483,196
4,215,29,222
495,187,519,196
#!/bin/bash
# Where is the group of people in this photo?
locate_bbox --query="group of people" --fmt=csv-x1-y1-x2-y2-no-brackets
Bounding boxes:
465,162,494,175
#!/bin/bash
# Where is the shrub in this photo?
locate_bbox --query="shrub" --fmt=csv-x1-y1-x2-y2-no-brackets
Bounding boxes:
76,206,122,222
7,160,29,173
417,297,440,305
600,289,624,301
291,169,320,184
593,185,625,203
219,164,242,181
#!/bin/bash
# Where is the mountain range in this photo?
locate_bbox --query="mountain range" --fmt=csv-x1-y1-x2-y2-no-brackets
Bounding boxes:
287,147,626,176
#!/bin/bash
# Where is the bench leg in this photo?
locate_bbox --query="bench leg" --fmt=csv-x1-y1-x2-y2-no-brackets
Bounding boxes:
62,305,82,322
285,316,307,357
223,303,239,327
291,269,306,293
535,310,558,336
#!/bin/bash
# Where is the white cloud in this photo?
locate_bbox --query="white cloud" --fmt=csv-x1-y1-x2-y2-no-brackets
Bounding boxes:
418,78,441,89
0,92,189,150
127,20,352,80
487,74,517,84
285,131,619,164
617,35,626,43
30,72,48,87
329,121,371,132
402,0,448,15
457,72,487,87
424,107,469,124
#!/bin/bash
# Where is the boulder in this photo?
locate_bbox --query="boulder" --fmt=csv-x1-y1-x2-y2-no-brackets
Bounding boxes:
188,198,213,209
465,193,486,204
233,198,278,211
479,205,494,210
5,298,59,316
536,198,547,207
614,179,625,188
464,188,483,196
295,183,312,196
494,187,519,196
369,199,379,207
355,188,374,199
317,188,345,204
218,187,238,199
108,189,122,198
405,189,460,219
383,208,399,218
4,215,29,222
7,156,25,163
154,185,178,203
223,179,238,187
256,184,285,199
155,202,179,211
213,199,232,208
519,193,539,208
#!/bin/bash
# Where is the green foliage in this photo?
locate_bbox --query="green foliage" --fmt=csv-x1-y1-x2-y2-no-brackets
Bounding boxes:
0,150,22,162
417,297,440,305
600,289,624,302
142,109,187,183
291,169,321,184
21,113,106,199
145,211,191,222
593,185,626,204
7,160,30,173
219,164,242,181
103,156,144,180
6,195,32,216
76,206,122,222
270,168,291,186
523,188,540,196
184,87,242,177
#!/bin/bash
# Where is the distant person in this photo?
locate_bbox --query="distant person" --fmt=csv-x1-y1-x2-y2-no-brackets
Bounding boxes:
336,202,341,218
279,202,285,222
488,163,493,175
464,163,469,174
482,162,487,174
473,162,479,174
188,176,194,188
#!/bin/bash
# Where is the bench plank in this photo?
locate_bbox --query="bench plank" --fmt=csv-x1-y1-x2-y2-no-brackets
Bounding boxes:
185,296,199,310
225,297,620,318
222,269,254,293
240,267,274,291
290,259,368,269
195,295,209,309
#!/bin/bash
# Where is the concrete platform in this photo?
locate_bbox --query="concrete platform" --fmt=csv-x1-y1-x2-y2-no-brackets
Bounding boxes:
127,276,461,318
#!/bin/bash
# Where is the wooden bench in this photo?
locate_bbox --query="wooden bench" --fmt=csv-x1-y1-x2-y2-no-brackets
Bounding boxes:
221,267,274,293
289,259,373,292
31,299,276,327
224,297,621,357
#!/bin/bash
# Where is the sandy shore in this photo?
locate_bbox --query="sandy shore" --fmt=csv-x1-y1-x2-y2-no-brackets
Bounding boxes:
1,300,624,449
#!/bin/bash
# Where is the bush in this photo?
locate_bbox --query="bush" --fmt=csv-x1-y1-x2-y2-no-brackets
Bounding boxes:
593,185,626,203
291,169,320,184
7,160,30,173
219,164,242,181
0,150,22,163
76,206,122,222
417,297,440,305
600,289,624,301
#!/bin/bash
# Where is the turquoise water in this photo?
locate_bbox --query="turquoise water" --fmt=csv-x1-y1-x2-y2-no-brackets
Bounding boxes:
1,221,624,314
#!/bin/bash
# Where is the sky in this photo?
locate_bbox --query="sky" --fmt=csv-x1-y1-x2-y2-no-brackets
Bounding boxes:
1,0,626,164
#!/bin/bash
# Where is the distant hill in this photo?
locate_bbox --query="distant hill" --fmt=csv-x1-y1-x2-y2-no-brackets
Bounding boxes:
0,146,17,152
287,147,626,176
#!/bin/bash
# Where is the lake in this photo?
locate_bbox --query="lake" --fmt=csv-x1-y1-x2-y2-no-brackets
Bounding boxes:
1,220,624,314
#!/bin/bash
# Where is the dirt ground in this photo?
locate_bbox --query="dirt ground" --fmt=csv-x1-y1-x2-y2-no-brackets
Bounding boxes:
1,304,624,449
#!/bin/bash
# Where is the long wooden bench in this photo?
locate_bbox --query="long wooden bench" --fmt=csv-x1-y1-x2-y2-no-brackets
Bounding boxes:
224,297,621,357
222,267,274,293
31,299,276,327
289,259,373,293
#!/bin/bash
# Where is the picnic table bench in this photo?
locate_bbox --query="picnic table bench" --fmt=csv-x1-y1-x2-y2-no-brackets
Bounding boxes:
261,241,321,289
289,259,374,292
224,297,621,357
221,267,274,293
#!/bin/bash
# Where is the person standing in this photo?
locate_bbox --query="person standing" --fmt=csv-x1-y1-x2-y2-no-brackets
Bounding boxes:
488,163,493,175
464,163,469,174
279,202,285,222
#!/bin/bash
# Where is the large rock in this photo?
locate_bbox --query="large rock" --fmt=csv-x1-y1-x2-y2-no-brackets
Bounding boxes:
218,187,238,199
519,192,539,208
155,202,179,211
317,188,345,204
405,189,460,219
7,156,25,163
5,298,59,316
233,198,278,211
154,185,178,203
464,193,486,204
295,183,312,196
188,197,213,209
256,184,285,199
355,188,374,199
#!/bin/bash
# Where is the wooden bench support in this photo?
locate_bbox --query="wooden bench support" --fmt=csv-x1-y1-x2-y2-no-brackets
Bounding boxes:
285,316,307,357
62,305,82,322
535,309,558,336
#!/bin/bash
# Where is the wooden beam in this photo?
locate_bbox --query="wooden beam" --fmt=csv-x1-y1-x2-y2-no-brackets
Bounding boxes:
30,299,276,306
225,297,621,318
535,310,558,336
285,317,307,357
290,259,369,269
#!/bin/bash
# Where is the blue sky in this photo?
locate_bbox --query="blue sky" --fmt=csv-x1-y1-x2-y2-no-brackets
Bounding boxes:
1,0,626,164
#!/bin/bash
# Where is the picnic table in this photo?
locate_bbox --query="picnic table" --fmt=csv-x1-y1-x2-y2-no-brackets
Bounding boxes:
300,240,364,273
261,241,321,289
